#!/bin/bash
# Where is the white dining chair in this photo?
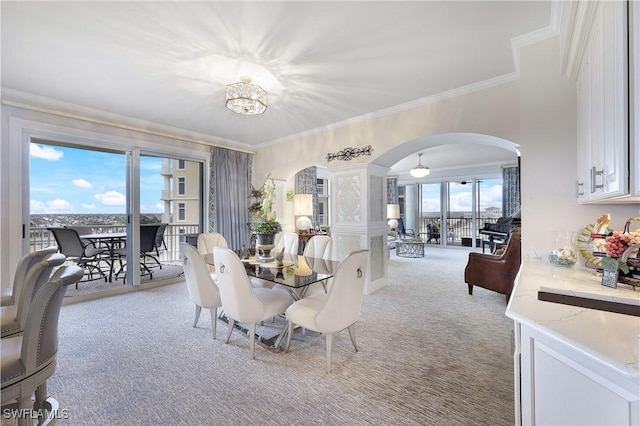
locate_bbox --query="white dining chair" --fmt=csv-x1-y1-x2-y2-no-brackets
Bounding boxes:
1,246,58,307
273,232,299,257
285,249,369,373
213,247,293,359
180,243,221,339
197,232,228,273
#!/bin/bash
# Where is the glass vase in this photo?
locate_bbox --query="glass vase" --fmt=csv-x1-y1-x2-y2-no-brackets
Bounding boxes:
549,231,578,267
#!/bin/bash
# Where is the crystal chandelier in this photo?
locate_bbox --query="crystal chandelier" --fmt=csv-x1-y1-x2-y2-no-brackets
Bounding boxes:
225,76,267,115
410,153,430,178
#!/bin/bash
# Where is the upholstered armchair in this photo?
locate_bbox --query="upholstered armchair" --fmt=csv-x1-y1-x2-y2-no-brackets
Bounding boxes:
464,228,521,303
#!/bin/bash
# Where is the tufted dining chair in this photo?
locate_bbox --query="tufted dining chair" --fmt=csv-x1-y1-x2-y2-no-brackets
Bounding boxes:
1,246,58,307
1,253,67,338
180,243,221,339
1,265,84,426
197,232,228,273
213,247,293,359
284,249,369,373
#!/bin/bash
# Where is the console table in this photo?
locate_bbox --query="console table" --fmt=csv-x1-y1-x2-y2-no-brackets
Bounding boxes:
395,240,425,258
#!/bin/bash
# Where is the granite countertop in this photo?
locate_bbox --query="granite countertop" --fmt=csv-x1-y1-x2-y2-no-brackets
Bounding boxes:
506,259,640,377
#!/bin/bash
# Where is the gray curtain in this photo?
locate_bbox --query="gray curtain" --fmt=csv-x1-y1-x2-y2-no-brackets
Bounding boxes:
387,177,398,204
295,166,318,228
502,162,520,217
210,147,252,251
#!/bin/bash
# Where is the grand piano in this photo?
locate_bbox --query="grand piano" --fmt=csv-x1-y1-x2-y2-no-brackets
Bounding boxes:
479,213,521,253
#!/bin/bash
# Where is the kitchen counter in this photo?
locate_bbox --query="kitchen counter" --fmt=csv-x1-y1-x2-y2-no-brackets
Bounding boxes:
507,259,640,375
506,259,640,425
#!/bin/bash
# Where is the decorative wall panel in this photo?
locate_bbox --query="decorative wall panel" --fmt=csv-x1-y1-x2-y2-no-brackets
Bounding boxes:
336,176,361,223
369,175,384,222
369,235,384,281
334,234,364,261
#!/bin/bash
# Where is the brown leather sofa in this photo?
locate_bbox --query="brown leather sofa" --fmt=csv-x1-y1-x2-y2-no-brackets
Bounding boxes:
464,228,521,303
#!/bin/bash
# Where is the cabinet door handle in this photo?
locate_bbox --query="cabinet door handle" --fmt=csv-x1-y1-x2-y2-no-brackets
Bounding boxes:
576,180,585,197
590,167,604,193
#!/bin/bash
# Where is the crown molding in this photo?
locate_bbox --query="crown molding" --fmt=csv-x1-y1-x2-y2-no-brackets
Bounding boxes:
1,88,255,153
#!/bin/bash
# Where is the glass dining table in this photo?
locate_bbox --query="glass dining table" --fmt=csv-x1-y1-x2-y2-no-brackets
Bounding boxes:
210,251,342,348
240,253,341,300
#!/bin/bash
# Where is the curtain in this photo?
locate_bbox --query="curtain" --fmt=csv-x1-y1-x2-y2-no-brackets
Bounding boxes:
502,162,520,217
295,166,318,228
210,147,252,251
387,177,398,204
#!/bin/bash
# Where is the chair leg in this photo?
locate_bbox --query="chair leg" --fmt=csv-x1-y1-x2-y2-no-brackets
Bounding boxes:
35,381,48,407
209,307,217,339
193,305,202,327
468,284,473,295
285,321,294,352
248,323,256,360
225,318,235,343
326,333,334,373
347,324,359,352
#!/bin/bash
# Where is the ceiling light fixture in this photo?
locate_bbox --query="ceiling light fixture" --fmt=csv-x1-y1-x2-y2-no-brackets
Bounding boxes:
410,153,430,178
225,76,267,115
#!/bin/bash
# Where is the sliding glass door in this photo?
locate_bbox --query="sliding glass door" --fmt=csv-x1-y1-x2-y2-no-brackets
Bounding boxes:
29,141,203,291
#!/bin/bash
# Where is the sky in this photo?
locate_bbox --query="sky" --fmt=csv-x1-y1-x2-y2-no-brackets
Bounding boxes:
30,143,165,214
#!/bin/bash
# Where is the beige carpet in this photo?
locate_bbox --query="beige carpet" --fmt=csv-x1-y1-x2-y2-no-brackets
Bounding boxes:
16,246,515,425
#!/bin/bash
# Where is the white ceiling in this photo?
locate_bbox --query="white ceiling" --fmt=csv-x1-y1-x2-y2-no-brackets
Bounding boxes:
1,1,553,180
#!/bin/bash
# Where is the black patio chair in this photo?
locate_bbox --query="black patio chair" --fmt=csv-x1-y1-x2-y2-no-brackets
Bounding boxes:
115,224,161,281
47,227,109,287
153,223,168,258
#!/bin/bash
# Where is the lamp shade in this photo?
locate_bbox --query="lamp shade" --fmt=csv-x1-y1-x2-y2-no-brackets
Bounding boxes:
387,204,400,219
294,194,313,216
410,153,430,178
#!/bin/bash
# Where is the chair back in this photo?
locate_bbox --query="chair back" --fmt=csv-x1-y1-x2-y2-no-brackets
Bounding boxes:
47,227,86,258
180,243,221,308
5,246,58,306
19,265,84,377
304,235,332,259
315,250,369,332
154,223,169,251
197,232,228,268
140,224,160,253
214,247,266,324
276,232,299,256
12,253,67,334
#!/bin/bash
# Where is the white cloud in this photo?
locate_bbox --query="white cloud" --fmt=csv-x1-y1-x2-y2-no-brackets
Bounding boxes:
81,203,97,210
72,178,92,189
30,144,64,161
154,202,165,212
30,198,75,213
94,190,126,206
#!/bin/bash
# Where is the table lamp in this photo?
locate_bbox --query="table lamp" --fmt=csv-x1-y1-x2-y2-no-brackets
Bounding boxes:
294,194,313,232
387,204,400,230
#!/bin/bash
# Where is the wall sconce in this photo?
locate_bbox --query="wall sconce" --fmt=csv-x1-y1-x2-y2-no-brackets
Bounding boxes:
387,204,400,230
294,194,313,232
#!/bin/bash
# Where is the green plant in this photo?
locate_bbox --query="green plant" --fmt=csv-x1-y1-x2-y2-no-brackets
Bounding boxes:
248,173,282,234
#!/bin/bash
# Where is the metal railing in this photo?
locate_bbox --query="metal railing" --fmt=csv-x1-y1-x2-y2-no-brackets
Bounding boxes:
415,217,500,244
30,223,200,263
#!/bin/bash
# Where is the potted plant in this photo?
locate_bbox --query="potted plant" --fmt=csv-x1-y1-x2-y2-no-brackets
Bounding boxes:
249,174,282,261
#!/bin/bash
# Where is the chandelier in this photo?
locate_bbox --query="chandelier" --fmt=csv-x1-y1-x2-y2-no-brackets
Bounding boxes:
410,153,430,178
225,76,267,115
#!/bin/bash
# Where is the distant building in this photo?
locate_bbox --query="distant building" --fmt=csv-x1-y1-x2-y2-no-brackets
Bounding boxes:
161,159,200,225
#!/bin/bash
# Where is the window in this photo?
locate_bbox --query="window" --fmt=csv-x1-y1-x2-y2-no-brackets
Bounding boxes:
177,159,186,170
178,203,186,221
177,177,186,196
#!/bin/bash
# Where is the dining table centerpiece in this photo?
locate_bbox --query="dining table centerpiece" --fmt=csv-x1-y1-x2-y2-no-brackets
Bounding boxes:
249,173,282,262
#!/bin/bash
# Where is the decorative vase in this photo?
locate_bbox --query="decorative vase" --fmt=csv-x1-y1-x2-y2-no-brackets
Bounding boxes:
549,231,578,267
255,233,276,262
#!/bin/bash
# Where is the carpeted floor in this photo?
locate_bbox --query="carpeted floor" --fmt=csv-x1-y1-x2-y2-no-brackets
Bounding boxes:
17,246,515,425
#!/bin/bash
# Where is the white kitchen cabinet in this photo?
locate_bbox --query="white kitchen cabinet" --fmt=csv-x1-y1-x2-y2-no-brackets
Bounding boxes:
574,1,629,202
506,261,640,426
